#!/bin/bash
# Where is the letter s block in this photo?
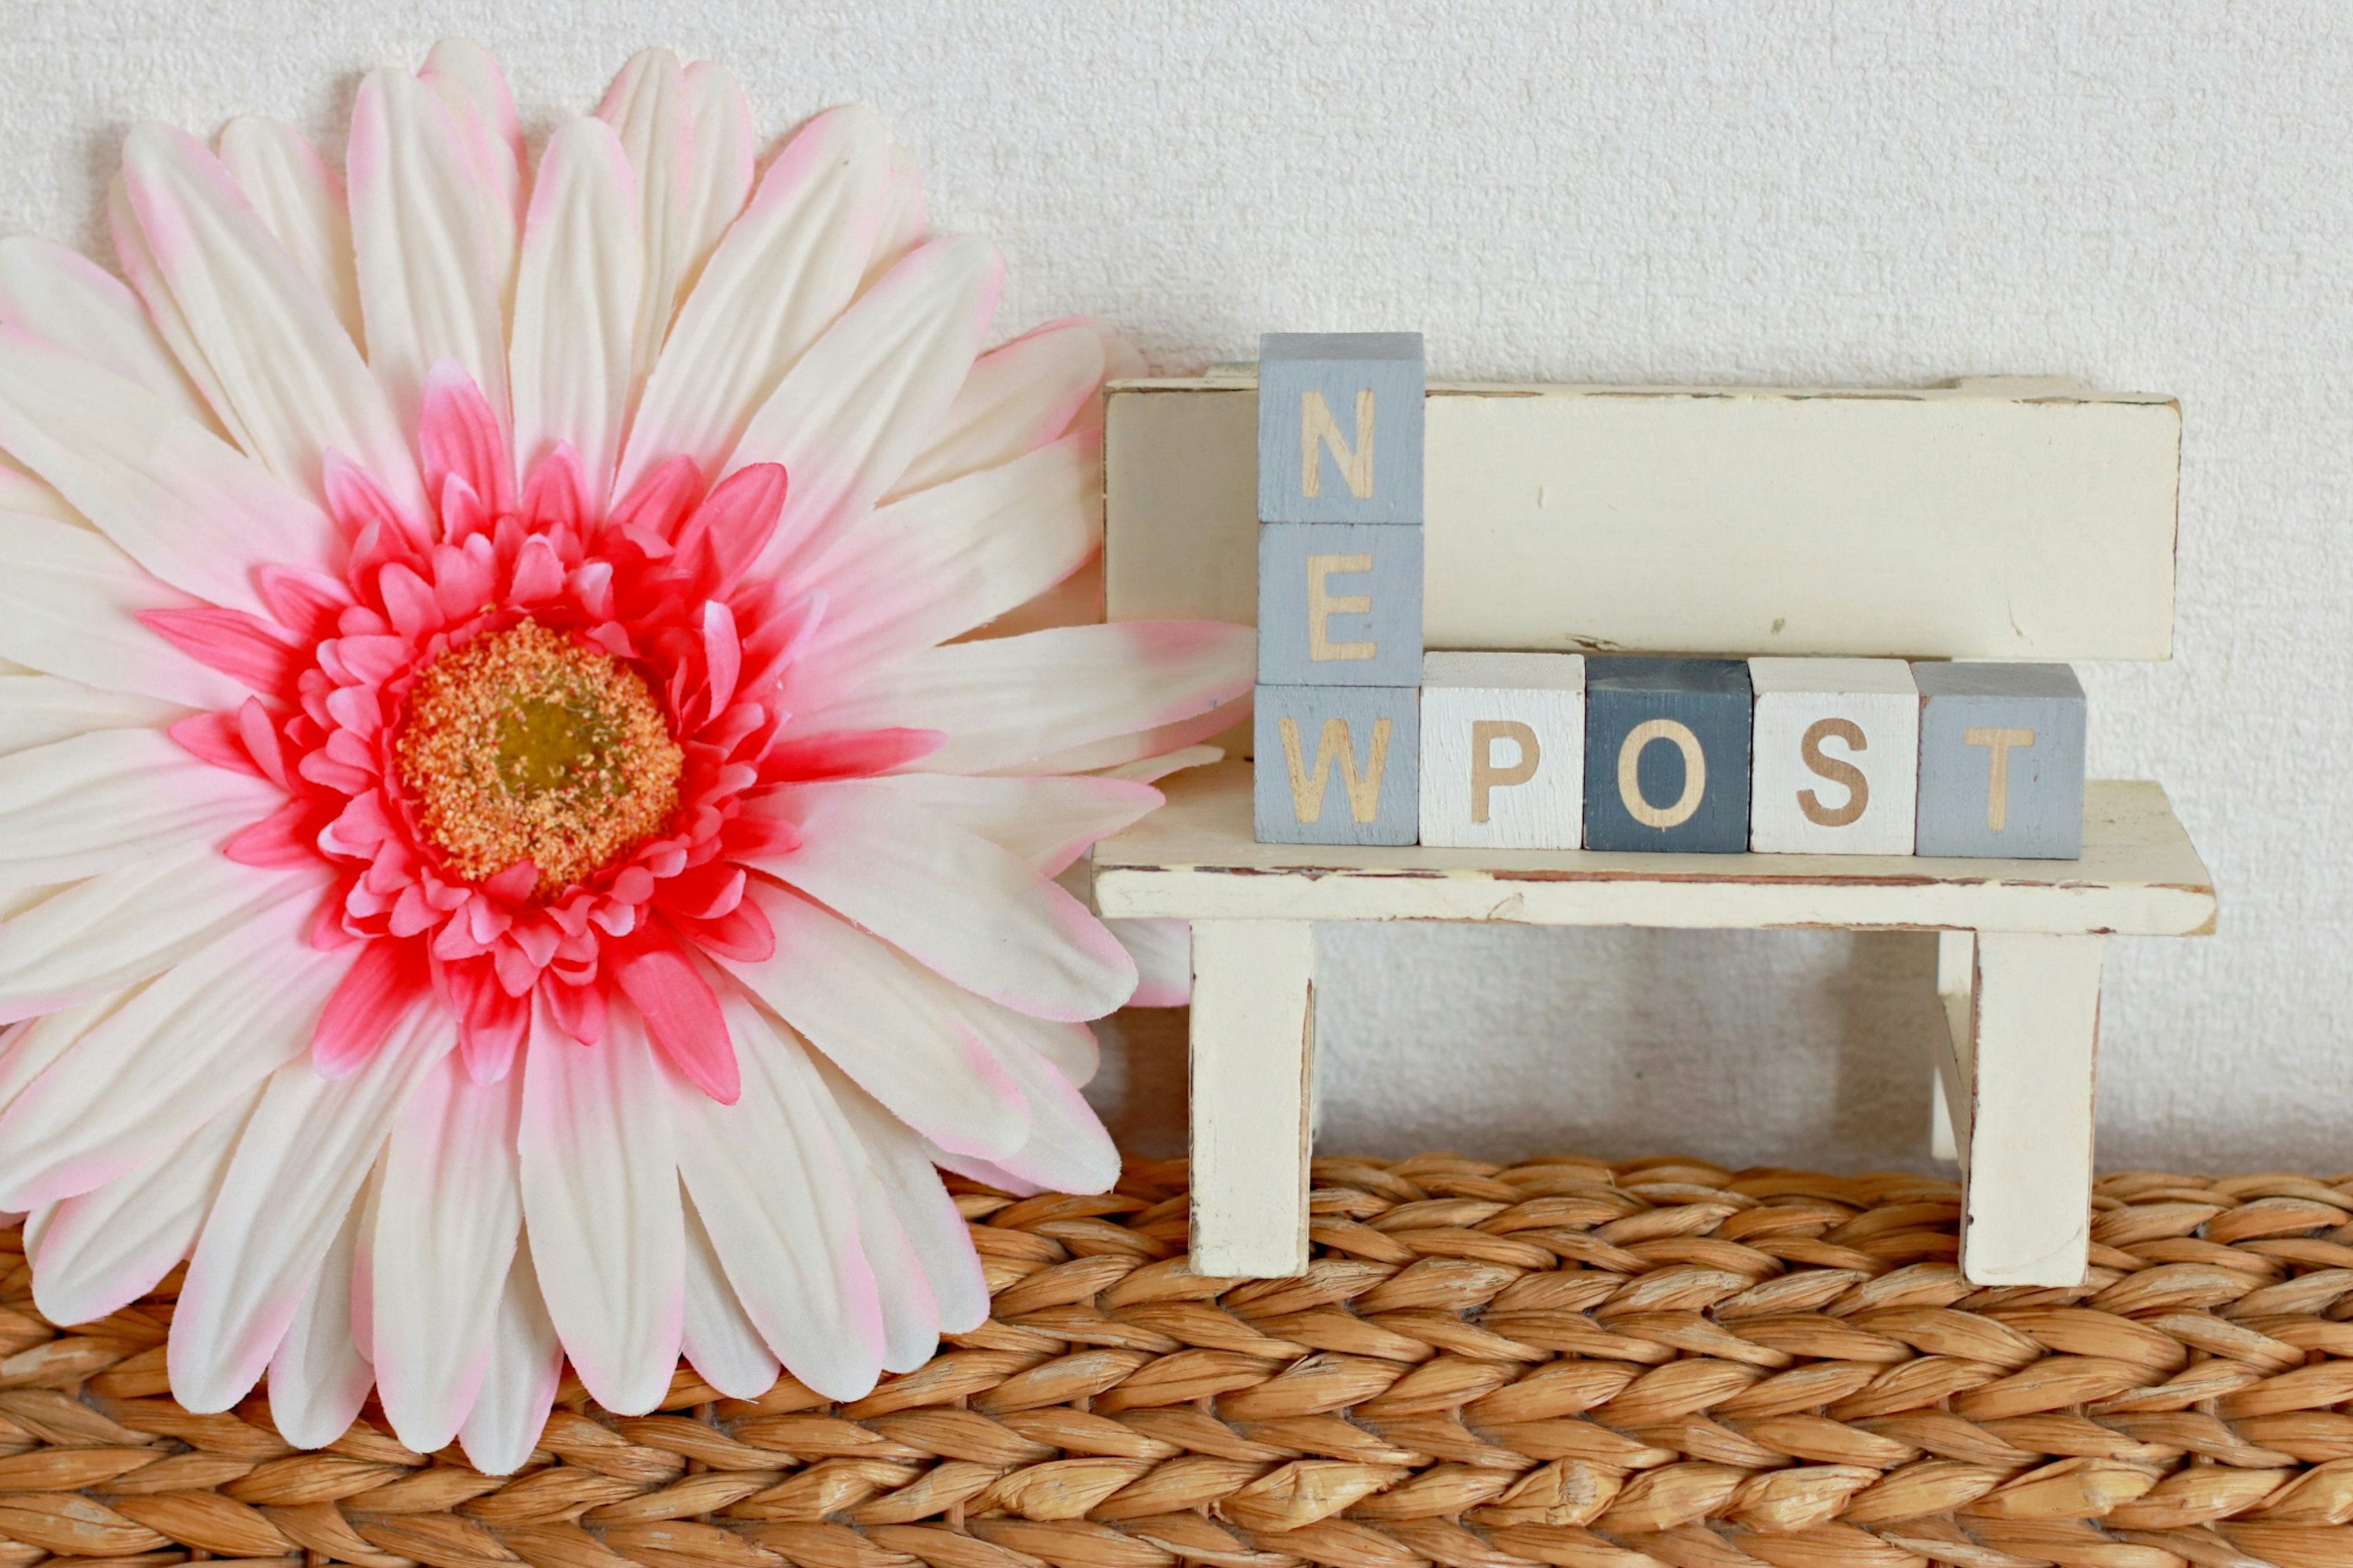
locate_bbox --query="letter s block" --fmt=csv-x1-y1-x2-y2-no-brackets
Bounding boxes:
1913,662,2086,858
1253,684,1419,846
1582,657,1752,854
1257,333,1425,525
1748,657,1920,854
1418,652,1585,849
1257,523,1423,686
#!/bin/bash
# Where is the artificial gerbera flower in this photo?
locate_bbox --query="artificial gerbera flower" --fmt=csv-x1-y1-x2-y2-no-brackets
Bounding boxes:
0,40,1248,1469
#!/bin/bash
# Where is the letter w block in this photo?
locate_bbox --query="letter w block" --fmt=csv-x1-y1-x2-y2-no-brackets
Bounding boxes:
1253,685,1420,845
1257,333,1425,525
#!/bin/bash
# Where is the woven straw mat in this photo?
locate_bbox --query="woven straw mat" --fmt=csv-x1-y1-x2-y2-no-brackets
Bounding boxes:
1,1154,2351,1568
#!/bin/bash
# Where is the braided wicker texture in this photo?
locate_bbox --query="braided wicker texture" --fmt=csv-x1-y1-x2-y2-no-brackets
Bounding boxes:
4,1154,2353,1568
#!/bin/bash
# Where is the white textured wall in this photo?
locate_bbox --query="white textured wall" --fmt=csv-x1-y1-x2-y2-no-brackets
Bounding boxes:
4,1,2344,1172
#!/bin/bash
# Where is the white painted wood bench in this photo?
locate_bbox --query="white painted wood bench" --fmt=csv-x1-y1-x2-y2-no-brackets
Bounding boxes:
1093,374,2212,1287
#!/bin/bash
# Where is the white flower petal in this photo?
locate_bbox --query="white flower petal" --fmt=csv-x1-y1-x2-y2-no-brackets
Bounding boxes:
1108,918,1192,1009
864,773,1159,877
813,1058,989,1341
597,49,693,389
519,1000,681,1416
796,432,1100,678
1097,744,1225,784
0,330,336,615
673,989,881,1398
733,234,1000,578
892,322,1104,497
748,779,1135,1022
0,995,119,1116
118,124,422,517
0,675,183,758
680,1196,779,1401
615,104,887,498
419,39,526,303
509,118,639,512
458,1243,562,1477
967,1035,1120,1194
722,882,1029,1161
808,621,1254,777
678,62,755,289
267,1187,374,1447
216,117,364,349
372,1051,522,1455
0,839,295,1023
0,512,246,708
348,67,510,442
0,728,279,889
858,144,928,292
0,237,214,426
31,1081,260,1327
0,895,346,1209
172,1004,453,1412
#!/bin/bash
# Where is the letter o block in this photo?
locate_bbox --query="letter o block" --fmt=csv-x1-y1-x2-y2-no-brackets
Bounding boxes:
1418,652,1586,848
1748,657,1921,854
1582,657,1752,854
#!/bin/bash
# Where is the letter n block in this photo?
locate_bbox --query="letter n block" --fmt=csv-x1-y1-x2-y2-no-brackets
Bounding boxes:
1257,333,1425,525
1914,662,2086,858
1583,657,1752,854
1257,523,1423,686
1418,652,1585,849
1253,685,1419,846
1748,657,1920,854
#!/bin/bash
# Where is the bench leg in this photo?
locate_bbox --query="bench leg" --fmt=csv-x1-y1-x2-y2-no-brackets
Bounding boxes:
1188,919,1315,1278
1930,932,1974,1163
1953,931,2105,1286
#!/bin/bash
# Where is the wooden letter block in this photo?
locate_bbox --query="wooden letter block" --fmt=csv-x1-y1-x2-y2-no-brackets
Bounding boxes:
1748,657,1921,855
1257,333,1425,525
1582,657,1751,854
1257,522,1423,686
1418,651,1586,849
1914,662,2087,859
1254,684,1419,846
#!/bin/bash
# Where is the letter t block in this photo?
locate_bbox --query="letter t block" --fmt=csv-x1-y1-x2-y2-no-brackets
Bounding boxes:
1257,333,1425,524
1913,662,2087,858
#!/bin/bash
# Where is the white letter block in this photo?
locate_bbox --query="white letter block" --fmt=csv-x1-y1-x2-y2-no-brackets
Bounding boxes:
1748,657,1920,855
1418,651,1586,849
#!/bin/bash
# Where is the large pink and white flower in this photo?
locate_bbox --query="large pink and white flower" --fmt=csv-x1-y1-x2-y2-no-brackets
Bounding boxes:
0,41,1248,1468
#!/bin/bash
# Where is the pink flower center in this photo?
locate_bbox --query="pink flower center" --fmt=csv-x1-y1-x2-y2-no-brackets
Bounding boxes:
394,619,684,899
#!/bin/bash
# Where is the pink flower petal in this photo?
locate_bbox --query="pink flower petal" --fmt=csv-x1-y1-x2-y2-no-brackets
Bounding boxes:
418,361,513,519
137,607,302,697
311,939,429,1077
612,933,738,1105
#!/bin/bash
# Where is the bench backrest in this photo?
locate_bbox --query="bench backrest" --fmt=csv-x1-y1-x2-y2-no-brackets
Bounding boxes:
1105,376,2180,662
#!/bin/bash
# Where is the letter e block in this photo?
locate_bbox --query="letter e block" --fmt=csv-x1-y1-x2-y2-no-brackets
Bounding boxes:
1748,657,1920,855
1257,333,1425,525
1582,657,1752,854
1254,684,1419,846
1419,652,1585,849
1257,523,1423,686
1913,662,2086,858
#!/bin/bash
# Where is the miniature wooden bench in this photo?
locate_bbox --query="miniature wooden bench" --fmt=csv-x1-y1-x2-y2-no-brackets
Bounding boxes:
1093,374,2212,1287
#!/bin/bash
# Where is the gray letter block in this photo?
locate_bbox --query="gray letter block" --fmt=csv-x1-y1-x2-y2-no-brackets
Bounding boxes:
1582,657,1752,854
1257,522,1423,686
1913,662,2086,859
1254,684,1419,846
1257,333,1425,525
